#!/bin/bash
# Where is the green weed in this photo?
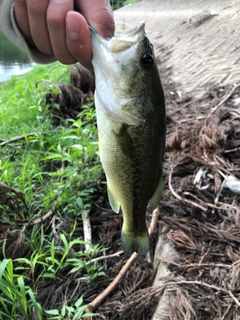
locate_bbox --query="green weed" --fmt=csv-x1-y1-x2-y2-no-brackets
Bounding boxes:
45,296,97,320
0,62,105,318
0,63,101,217
0,227,105,319
0,258,43,320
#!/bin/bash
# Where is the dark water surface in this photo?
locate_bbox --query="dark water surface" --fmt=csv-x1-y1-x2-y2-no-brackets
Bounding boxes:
0,31,33,82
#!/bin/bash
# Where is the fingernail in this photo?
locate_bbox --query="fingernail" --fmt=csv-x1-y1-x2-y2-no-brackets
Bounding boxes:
55,0,67,3
67,17,80,40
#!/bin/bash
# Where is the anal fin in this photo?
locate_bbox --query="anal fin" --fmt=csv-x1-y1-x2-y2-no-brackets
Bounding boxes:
107,182,120,213
149,173,164,211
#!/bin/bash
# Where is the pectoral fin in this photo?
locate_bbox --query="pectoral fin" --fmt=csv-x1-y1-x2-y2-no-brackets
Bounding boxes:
149,173,164,210
107,181,121,213
113,124,133,158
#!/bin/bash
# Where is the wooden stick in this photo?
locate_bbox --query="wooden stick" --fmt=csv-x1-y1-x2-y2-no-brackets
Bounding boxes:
86,252,138,313
86,251,124,266
81,210,92,251
148,207,160,237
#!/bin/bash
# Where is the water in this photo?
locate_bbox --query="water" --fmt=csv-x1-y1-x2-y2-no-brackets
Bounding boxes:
0,31,33,82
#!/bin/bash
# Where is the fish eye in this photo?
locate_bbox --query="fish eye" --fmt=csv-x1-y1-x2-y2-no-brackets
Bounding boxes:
140,53,154,69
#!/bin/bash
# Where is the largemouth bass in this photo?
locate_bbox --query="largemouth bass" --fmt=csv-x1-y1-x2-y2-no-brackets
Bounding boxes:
91,22,166,255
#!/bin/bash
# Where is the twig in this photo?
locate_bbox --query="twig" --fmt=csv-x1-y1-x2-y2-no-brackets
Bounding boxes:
50,215,58,243
198,246,210,265
169,166,207,212
86,251,124,266
70,277,83,301
28,198,58,225
199,83,240,136
164,279,240,306
81,210,92,251
147,207,160,263
183,262,231,269
221,303,233,320
148,207,160,236
85,252,139,313
177,115,205,124
183,191,224,210
224,147,240,154
233,259,240,266
228,290,240,306
0,130,62,146
214,179,226,206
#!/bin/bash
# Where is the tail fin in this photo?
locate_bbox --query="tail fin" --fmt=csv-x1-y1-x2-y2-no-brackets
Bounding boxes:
121,229,149,255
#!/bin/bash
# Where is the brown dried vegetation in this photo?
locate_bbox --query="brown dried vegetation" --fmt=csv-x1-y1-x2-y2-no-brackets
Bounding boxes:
159,82,240,320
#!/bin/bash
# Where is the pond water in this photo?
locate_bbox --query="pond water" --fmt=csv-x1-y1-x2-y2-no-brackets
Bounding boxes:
0,31,33,82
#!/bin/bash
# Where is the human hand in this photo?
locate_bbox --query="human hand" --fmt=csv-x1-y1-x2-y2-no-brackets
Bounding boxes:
14,0,115,69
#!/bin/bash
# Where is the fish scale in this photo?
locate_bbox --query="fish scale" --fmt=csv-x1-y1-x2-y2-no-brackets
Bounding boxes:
91,22,166,255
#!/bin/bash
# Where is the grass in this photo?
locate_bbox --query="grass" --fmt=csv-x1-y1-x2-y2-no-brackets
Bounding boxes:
0,63,104,319
0,63,101,216
111,0,139,10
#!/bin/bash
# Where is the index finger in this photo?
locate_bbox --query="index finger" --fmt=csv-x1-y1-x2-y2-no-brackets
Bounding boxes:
74,0,115,39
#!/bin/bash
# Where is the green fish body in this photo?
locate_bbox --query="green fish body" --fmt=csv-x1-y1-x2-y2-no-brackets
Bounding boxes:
91,22,166,255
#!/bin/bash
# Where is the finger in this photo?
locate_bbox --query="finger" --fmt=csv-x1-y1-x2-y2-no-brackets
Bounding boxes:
47,0,75,64
75,0,115,39
26,0,52,55
66,11,92,68
14,0,32,44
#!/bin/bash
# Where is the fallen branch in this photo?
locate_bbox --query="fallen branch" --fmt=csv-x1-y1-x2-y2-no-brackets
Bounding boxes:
85,252,139,313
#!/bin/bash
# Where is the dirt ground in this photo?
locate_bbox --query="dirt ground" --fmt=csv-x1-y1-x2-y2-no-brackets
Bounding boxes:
1,1,240,319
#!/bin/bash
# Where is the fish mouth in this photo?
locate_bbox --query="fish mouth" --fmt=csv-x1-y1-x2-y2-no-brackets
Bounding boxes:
90,21,146,54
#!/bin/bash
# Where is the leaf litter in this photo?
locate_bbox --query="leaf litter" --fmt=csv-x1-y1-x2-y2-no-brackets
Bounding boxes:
0,54,240,319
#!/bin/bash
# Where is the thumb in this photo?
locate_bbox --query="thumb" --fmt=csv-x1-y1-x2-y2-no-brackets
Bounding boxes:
74,0,115,39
